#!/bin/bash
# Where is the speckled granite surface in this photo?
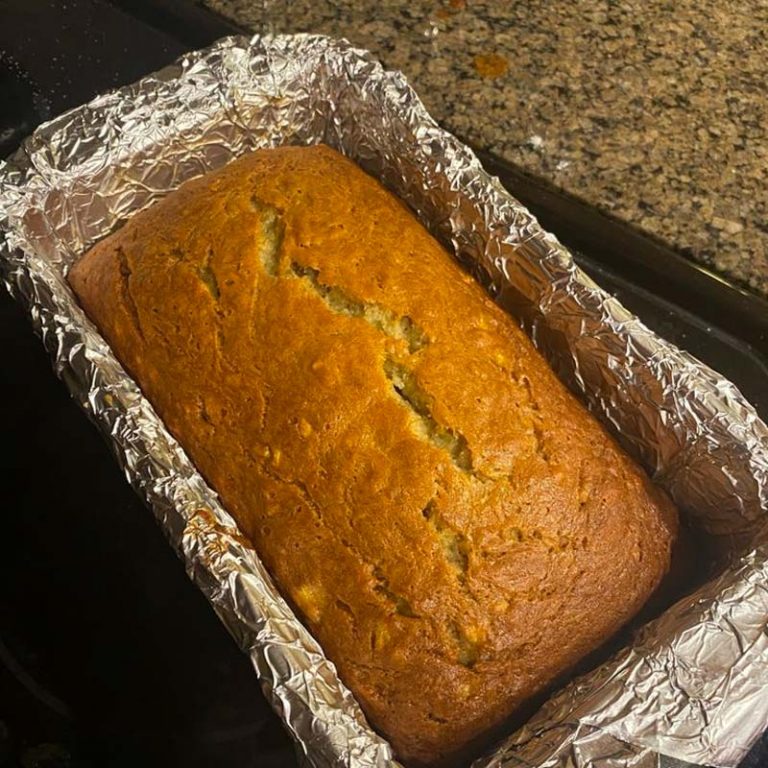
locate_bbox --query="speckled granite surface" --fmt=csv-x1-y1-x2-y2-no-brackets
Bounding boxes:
206,0,768,298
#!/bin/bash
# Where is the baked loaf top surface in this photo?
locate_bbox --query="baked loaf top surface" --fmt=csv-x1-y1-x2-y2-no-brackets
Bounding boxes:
69,145,677,766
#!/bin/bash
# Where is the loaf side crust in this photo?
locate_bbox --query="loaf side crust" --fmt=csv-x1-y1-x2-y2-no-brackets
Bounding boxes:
68,145,677,766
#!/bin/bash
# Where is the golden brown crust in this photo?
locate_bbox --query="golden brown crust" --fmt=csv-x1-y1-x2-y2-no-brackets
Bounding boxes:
68,145,677,766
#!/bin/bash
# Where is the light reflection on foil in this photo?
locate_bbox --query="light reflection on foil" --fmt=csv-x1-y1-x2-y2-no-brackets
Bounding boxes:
1,34,768,768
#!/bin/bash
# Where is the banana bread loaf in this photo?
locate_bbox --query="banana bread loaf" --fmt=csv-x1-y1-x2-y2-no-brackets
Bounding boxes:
68,144,677,766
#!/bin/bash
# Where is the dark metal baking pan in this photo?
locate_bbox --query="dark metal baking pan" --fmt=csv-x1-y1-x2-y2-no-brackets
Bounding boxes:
1,1,767,766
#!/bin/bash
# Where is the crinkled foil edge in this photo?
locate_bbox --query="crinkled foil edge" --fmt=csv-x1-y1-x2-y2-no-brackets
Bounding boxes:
1,33,768,768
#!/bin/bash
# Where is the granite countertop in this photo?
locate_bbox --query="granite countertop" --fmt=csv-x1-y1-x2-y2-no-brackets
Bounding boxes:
206,0,768,299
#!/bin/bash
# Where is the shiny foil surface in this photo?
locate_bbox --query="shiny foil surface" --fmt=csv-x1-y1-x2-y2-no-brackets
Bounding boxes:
1,34,768,768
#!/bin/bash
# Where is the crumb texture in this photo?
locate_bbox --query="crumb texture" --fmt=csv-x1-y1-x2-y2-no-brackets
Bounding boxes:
68,145,677,766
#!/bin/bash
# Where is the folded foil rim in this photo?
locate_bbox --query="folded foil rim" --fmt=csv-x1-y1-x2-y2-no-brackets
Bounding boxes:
1,33,768,768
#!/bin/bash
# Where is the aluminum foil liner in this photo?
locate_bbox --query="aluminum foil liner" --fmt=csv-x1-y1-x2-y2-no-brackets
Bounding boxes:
1,33,768,768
